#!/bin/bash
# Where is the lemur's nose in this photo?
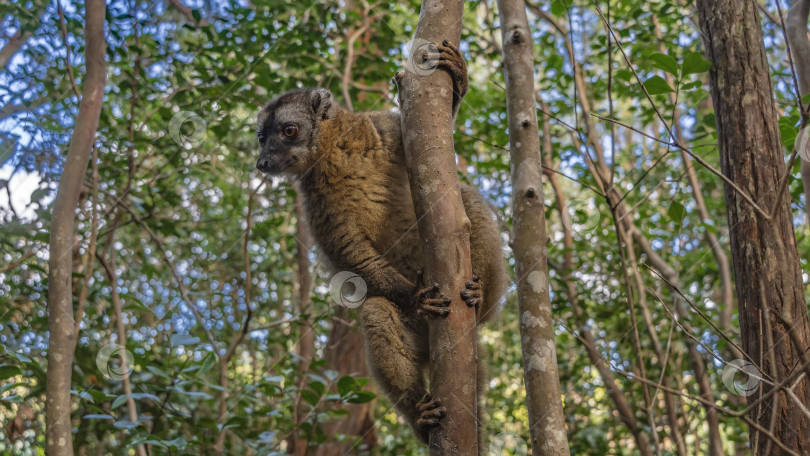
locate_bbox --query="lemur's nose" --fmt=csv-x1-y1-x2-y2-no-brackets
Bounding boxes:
256,157,271,172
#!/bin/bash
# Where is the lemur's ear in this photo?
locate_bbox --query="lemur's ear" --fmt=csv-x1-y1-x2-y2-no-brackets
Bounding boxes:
310,89,335,120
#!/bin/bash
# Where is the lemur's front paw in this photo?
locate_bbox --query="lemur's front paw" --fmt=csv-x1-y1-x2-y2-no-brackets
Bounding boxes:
415,393,446,430
427,40,468,106
392,71,405,91
461,275,483,308
414,282,451,319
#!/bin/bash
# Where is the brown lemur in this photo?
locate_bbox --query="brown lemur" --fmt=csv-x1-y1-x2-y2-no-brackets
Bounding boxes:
255,41,507,445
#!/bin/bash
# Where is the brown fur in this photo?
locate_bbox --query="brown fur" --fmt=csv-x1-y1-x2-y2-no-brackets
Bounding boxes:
255,43,506,447
294,106,506,445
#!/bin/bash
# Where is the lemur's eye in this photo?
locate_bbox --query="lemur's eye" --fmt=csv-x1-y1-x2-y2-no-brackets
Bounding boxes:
257,132,265,145
283,124,298,137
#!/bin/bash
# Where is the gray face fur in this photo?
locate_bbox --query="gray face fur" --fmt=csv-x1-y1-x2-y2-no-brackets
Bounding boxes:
255,88,334,176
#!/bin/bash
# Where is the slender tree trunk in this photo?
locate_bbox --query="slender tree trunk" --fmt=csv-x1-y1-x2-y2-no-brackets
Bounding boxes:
309,309,378,456
540,102,655,456
697,1,810,454
289,194,315,456
296,196,377,456
97,252,147,456
397,1,479,454
786,0,810,226
652,14,735,331
497,1,569,454
46,1,106,454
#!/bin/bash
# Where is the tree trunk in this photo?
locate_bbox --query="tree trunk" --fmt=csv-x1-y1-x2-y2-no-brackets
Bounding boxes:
697,1,810,454
279,191,376,455
397,1,479,454
294,194,378,455
786,0,810,226
309,309,378,456
97,252,147,456
289,194,316,456
497,1,570,454
45,1,106,454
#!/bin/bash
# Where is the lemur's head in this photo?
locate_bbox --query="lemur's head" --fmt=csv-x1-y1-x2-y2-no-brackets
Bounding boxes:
255,88,335,175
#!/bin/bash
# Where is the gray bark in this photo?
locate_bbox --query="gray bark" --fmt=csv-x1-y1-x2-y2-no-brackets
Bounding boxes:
397,1,479,454
497,1,570,454
697,1,810,454
46,0,107,454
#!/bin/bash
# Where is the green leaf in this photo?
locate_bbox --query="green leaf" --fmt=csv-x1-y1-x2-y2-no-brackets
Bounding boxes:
83,414,115,420
337,376,356,397
308,381,326,395
2,382,26,394
306,373,327,386
703,113,716,128
648,53,678,76
614,69,634,81
324,369,339,381
779,116,798,150
329,408,351,417
7,352,32,364
682,80,702,91
550,0,567,16
129,393,161,402
682,52,712,75
175,390,213,400
0,364,21,381
346,390,376,404
170,334,200,346
301,389,320,406
668,201,686,223
88,389,113,403
111,395,128,410
146,365,171,380
113,419,138,429
198,353,216,377
643,75,674,95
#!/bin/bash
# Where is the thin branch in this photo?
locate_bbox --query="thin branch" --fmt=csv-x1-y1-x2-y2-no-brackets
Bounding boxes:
589,0,674,141
642,264,754,367
56,1,80,99
168,0,208,26
0,30,30,70
97,252,147,456
0,250,35,274
115,200,220,353
74,144,100,344
592,113,771,220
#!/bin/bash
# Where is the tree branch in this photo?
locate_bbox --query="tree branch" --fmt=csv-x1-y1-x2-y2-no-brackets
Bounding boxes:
497,0,569,453
97,252,147,456
45,0,107,453
168,0,208,26
0,30,30,71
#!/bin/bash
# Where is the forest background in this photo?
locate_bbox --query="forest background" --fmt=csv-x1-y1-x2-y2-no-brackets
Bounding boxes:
1,0,809,454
